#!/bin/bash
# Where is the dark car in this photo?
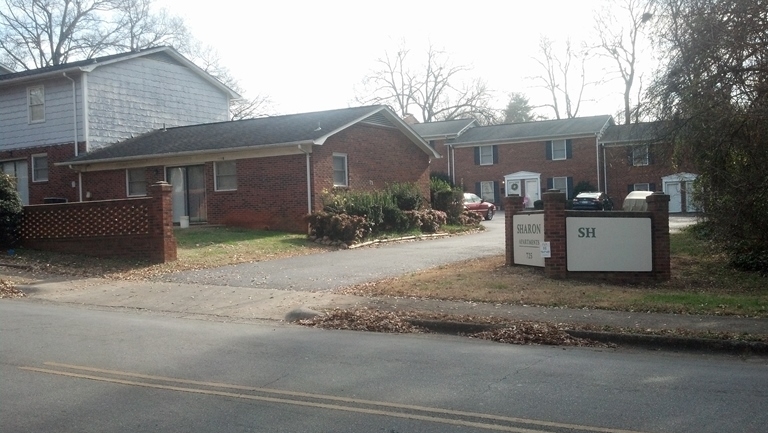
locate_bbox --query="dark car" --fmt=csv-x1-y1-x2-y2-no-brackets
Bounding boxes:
572,192,613,210
463,193,496,220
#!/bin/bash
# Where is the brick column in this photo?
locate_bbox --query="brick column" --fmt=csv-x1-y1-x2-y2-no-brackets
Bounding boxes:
543,189,567,279
504,195,525,266
148,181,177,263
646,192,670,281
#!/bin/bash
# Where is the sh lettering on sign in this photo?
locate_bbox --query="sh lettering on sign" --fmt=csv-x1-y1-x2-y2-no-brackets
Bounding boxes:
578,227,596,238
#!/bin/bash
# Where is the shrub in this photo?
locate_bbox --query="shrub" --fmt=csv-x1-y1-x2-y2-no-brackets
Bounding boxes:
0,173,23,248
533,200,544,210
457,209,483,226
386,182,424,211
404,209,448,233
573,180,598,195
306,211,371,244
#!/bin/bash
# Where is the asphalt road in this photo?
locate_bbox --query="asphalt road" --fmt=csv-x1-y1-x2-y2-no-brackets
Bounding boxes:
2,302,766,433
159,214,506,290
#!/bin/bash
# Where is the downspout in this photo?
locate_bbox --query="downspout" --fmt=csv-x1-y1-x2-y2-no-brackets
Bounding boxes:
298,144,312,234
602,144,608,198
63,72,83,202
595,135,600,193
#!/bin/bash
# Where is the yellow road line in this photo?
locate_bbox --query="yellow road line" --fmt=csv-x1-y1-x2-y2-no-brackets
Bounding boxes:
20,362,653,433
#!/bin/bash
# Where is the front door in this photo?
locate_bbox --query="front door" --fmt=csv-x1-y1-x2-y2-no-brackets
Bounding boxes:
524,179,539,208
166,165,207,223
666,182,682,213
1,160,29,205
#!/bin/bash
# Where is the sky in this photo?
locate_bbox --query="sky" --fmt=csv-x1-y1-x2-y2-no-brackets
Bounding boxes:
156,0,654,121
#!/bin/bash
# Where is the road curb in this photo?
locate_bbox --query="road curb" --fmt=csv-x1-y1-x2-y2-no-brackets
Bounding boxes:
408,319,768,355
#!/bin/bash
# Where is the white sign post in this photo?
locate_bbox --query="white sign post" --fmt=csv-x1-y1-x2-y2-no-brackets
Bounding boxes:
513,213,545,267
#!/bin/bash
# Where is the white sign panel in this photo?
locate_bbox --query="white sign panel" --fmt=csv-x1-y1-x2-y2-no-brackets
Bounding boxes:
566,217,652,272
513,213,545,267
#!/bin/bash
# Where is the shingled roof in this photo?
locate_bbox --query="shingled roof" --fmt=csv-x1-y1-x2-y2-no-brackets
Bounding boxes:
63,105,437,166
449,115,614,146
600,121,669,145
410,118,476,140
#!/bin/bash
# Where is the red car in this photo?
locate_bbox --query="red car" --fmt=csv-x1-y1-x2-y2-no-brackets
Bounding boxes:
463,193,496,220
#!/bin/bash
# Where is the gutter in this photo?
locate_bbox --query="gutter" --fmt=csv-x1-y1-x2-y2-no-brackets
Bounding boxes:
62,72,83,202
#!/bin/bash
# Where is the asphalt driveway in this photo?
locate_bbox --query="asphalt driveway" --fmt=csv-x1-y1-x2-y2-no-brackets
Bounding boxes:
158,213,697,292
159,213,506,291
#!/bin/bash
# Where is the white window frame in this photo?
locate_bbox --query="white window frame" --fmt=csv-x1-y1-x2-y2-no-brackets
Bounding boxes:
551,139,567,160
31,154,48,182
634,183,651,191
126,168,147,196
333,153,348,187
552,176,568,197
632,145,649,166
479,146,494,165
28,85,45,123
214,160,237,191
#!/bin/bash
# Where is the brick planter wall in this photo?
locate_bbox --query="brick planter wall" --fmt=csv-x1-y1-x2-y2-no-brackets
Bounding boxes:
20,182,176,263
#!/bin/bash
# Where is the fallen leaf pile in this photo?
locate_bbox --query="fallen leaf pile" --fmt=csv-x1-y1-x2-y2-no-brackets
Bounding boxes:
469,322,604,347
299,308,425,333
0,279,26,299
298,308,614,347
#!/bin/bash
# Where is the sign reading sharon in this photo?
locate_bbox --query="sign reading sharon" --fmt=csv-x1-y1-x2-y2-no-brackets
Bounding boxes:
566,217,652,272
513,213,545,267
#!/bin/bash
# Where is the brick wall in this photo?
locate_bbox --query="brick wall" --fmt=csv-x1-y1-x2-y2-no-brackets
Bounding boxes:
207,156,309,232
505,191,671,282
453,136,599,205
603,143,680,208
311,123,432,209
0,141,86,204
20,182,176,263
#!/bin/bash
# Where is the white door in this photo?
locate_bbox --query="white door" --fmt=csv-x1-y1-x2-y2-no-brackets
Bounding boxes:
666,182,682,213
506,180,521,196
2,160,29,205
525,179,539,208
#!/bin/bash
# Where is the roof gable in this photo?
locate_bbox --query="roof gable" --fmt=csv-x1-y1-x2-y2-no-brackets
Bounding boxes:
64,105,438,166
450,115,614,146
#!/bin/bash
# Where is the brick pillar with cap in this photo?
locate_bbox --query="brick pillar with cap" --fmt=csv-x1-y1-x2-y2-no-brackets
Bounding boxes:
646,192,671,281
148,181,177,263
504,195,525,266
543,189,567,279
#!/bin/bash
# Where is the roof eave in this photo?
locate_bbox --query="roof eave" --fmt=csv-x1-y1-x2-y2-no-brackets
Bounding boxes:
58,139,316,168
450,132,603,148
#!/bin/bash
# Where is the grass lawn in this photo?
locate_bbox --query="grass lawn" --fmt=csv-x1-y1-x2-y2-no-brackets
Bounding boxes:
337,227,767,318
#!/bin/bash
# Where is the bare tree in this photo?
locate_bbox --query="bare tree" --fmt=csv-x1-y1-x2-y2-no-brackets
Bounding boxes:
183,44,274,120
111,0,189,53
594,0,656,124
532,37,588,119
356,43,498,124
0,0,120,69
0,0,272,120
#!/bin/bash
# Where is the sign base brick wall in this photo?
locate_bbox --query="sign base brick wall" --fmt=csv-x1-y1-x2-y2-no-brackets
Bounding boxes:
505,190,671,282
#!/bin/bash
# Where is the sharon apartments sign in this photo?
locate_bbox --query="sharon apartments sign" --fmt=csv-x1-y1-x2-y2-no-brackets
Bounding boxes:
566,217,652,272
513,213,545,267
